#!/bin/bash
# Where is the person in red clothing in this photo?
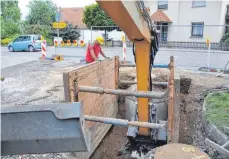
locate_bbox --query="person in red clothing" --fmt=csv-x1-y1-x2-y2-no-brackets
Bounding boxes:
85,36,109,63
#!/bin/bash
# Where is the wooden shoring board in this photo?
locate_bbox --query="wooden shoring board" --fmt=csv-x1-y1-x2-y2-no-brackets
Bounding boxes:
63,57,119,159
167,56,180,143
173,67,180,143
167,56,175,143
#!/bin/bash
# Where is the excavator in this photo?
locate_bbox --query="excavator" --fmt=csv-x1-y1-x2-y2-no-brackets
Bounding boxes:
1,1,210,158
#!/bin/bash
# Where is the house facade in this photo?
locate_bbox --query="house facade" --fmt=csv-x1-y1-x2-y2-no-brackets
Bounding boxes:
60,1,229,43
60,8,124,43
149,0,229,42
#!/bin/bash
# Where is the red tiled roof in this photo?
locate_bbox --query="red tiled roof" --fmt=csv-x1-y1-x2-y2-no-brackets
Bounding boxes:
151,10,172,23
60,8,87,28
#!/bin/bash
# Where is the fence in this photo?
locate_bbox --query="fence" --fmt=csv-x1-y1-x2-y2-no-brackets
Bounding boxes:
109,41,229,51
90,25,229,51
89,25,229,70
90,26,125,44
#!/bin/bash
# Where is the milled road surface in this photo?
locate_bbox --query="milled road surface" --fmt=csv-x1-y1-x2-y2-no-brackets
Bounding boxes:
1,46,229,69
1,60,84,159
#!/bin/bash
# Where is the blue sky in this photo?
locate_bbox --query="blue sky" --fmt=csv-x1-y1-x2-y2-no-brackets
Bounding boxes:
18,0,95,20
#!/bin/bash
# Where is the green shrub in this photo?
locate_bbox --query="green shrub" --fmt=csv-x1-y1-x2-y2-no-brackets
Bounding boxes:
10,34,20,41
1,38,12,45
45,38,53,46
221,31,229,43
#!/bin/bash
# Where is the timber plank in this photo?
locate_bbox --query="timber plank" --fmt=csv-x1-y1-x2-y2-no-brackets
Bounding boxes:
173,68,180,143
168,56,180,143
63,57,119,159
168,56,175,143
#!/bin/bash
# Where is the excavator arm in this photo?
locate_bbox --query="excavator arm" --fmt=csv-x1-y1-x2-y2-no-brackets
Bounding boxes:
97,0,156,135
97,1,151,42
1,1,162,156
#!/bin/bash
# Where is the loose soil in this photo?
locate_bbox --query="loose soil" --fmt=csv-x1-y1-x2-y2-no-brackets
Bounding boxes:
90,98,129,159
91,68,229,159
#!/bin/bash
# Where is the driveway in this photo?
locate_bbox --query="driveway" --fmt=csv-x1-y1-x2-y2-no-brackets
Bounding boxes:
1,46,229,70
1,47,86,68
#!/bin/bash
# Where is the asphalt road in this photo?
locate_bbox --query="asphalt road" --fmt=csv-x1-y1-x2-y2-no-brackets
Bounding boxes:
1,46,229,70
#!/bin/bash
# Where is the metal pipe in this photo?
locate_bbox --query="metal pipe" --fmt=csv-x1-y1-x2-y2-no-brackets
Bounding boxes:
119,64,169,68
84,115,166,129
153,64,169,68
152,82,168,86
120,80,168,86
222,141,229,148
119,80,137,84
78,86,168,99
120,64,136,67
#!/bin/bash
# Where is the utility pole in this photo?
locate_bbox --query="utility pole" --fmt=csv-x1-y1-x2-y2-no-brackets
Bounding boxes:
55,7,61,55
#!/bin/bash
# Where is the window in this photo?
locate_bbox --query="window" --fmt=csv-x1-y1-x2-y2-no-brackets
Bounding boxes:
158,0,168,9
33,35,41,41
156,22,161,30
192,0,206,7
191,22,204,37
14,37,23,42
21,36,31,41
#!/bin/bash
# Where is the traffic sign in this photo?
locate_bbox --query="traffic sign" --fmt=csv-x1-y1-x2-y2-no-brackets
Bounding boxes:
53,22,67,29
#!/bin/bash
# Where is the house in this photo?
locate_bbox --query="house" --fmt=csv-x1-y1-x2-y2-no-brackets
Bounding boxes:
149,0,229,42
60,1,229,44
60,8,124,43
60,8,86,28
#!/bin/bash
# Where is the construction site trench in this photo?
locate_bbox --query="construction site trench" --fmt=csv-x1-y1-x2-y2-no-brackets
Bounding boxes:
1,59,229,159
91,68,229,159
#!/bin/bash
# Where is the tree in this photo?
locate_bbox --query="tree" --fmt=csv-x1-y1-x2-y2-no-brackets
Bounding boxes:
83,3,115,28
83,3,119,44
1,1,21,38
220,29,229,51
25,0,57,41
26,0,56,26
221,29,229,43
24,24,50,38
51,22,80,42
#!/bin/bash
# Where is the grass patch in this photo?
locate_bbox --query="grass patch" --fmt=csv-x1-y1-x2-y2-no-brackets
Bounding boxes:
205,92,229,130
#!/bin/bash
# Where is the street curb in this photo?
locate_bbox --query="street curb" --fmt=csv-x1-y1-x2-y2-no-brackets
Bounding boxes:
202,91,229,145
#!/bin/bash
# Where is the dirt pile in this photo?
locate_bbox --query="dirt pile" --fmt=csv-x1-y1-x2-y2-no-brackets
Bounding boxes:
119,73,135,89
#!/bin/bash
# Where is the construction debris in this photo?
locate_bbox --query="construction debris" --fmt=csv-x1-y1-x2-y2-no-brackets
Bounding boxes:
205,139,229,158
51,55,64,61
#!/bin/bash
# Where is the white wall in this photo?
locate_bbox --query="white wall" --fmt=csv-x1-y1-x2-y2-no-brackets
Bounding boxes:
177,1,223,42
149,0,227,42
164,1,180,42
78,29,124,44
149,0,180,41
